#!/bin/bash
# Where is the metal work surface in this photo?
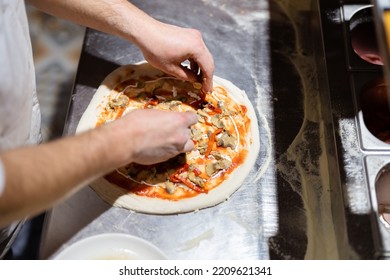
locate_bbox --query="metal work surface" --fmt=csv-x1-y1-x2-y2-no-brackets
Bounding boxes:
319,0,390,259
39,0,367,259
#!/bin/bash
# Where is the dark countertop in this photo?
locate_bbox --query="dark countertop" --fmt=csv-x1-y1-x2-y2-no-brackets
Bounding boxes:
39,0,386,259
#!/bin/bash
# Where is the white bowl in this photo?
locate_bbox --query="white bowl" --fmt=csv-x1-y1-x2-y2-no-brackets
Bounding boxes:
53,233,167,260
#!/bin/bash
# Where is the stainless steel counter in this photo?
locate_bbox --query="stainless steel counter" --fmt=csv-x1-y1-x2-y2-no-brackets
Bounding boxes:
39,0,382,260
319,0,390,259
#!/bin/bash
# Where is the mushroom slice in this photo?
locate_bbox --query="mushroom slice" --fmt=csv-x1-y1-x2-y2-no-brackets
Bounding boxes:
108,94,129,109
187,171,205,187
218,159,232,170
210,151,224,160
216,131,236,149
211,114,225,129
164,181,176,194
217,100,225,110
190,127,203,141
168,100,182,110
205,159,232,176
197,109,210,118
196,139,208,155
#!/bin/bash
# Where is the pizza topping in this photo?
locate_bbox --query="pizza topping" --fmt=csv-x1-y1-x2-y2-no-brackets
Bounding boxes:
167,100,183,111
188,91,201,100
169,163,189,183
205,128,223,157
213,85,228,98
96,72,251,201
136,167,156,182
187,171,205,187
168,163,207,193
217,100,225,110
216,131,236,149
172,86,178,97
187,149,201,161
211,114,225,128
107,94,129,109
205,103,222,115
164,181,176,194
196,109,210,123
209,151,223,159
178,176,208,193
144,79,165,93
123,86,142,98
196,140,209,155
239,105,248,114
206,158,232,177
155,95,167,101
193,82,202,90
144,98,159,108
190,127,203,142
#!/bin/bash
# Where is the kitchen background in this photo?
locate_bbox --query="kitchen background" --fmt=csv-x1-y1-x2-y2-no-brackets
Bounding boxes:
27,4,85,142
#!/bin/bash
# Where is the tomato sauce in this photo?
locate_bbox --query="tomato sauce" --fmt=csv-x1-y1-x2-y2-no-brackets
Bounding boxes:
99,77,252,201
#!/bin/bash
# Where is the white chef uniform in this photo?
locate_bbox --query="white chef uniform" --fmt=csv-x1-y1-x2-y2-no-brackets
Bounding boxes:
0,0,42,259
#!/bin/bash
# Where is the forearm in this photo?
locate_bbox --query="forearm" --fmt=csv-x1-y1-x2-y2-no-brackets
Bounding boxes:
0,124,125,227
27,0,215,92
27,0,154,45
0,109,196,227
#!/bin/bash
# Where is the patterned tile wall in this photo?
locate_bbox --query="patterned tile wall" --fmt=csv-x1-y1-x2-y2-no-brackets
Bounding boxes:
26,5,85,142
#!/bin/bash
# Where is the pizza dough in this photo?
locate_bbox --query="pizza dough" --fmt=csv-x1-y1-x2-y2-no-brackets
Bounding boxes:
76,62,260,214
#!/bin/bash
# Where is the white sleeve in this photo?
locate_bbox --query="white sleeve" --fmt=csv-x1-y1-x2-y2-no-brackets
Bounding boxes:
0,159,5,198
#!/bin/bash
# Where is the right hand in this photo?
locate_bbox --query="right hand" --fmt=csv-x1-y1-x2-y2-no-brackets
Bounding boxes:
136,19,214,94
111,109,198,166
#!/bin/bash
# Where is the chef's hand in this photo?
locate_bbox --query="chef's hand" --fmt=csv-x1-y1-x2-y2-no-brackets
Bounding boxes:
111,109,197,166
28,0,214,92
137,20,214,94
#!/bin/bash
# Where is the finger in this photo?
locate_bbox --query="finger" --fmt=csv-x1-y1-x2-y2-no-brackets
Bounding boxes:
182,139,195,152
191,49,214,93
189,58,200,77
201,73,213,94
164,63,199,83
183,111,198,126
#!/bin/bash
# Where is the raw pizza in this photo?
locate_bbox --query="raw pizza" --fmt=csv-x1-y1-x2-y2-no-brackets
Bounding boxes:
76,62,259,214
